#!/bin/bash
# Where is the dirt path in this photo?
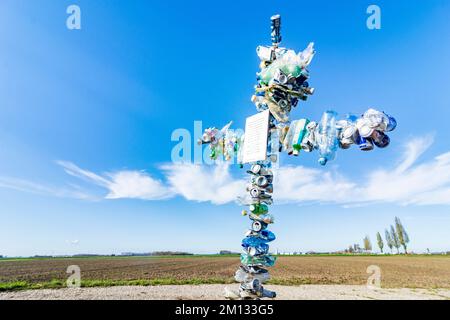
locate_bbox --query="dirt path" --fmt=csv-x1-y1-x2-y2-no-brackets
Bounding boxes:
1,285,449,300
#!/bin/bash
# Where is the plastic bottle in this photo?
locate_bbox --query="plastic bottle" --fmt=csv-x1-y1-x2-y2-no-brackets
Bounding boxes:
292,118,310,155
257,49,309,85
316,110,339,166
282,120,297,153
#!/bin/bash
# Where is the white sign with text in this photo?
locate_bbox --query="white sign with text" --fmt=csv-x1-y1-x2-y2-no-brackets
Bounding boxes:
243,110,270,163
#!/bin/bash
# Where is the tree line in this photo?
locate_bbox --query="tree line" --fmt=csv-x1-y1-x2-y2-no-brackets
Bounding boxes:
346,217,410,254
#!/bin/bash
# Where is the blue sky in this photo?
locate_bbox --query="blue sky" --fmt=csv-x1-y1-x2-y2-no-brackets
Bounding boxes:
1,0,450,257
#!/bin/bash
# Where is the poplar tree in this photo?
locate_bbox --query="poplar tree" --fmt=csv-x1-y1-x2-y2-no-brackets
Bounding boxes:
385,229,393,253
376,232,384,253
390,225,400,254
363,236,372,253
395,217,410,254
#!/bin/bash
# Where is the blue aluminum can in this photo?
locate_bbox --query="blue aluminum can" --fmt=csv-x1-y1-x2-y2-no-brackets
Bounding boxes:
372,131,390,148
355,134,374,151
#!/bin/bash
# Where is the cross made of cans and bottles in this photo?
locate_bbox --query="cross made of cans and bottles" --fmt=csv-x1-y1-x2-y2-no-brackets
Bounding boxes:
195,15,396,300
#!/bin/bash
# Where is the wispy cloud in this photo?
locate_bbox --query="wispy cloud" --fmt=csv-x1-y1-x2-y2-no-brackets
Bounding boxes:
57,161,110,187
394,134,434,174
56,161,174,201
0,176,96,200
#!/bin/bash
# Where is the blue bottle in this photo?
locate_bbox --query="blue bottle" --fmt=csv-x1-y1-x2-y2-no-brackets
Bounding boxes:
316,110,339,166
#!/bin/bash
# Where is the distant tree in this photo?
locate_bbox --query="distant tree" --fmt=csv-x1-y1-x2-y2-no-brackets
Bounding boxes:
385,229,393,253
376,232,384,253
348,245,354,253
390,225,400,254
363,236,372,252
395,217,410,254
353,243,361,253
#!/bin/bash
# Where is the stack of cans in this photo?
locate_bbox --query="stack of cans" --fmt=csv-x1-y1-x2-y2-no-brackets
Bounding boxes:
253,40,315,123
238,162,276,299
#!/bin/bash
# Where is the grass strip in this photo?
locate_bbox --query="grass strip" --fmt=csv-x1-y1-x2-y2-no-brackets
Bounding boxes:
0,278,235,292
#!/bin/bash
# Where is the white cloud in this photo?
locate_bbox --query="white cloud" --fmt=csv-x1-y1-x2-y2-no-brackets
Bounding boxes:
161,162,247,205
273,166,356,204
105,170,174,200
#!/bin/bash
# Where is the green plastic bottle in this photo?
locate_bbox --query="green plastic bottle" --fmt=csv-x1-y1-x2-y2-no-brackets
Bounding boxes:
240,254,277,267
249,203,269,215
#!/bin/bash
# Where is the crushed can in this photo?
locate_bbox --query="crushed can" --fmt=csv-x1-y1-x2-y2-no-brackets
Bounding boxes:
357,118,375,138
251,220,267,232
371,130,390,148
